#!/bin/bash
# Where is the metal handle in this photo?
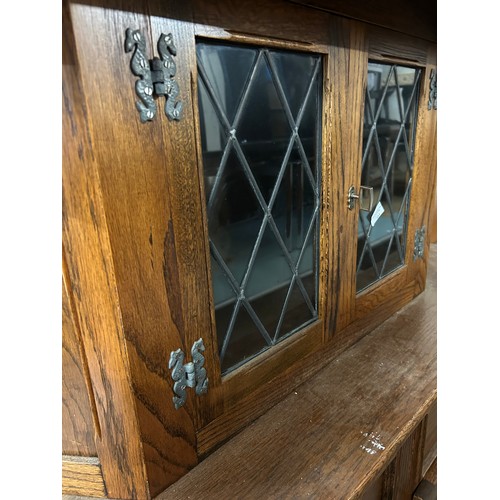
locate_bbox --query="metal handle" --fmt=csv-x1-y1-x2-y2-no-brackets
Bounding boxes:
347,185,374,212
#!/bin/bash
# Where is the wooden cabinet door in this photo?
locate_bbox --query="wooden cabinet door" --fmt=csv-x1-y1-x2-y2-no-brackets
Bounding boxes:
334,27,437,345
187,2,337,451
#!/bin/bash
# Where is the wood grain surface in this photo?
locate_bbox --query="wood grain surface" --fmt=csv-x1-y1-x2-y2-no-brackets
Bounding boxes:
159,245,436,499
328,17,368,332
413,458,437,500
63,2,150,497
62,269,98,457
422,400,437,476
367,26,429,66
404,63,437,293
67,1,203,495
381,420,426,499
287,0,436,42
63,1,437,496
62,456,106,498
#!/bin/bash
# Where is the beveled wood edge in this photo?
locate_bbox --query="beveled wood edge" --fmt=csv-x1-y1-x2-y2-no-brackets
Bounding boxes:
367,24,430,67
194,23,330,53
62,456,107,498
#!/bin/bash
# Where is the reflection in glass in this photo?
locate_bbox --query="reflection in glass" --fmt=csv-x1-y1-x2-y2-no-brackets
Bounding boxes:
197,41,322,374
356,62,421,292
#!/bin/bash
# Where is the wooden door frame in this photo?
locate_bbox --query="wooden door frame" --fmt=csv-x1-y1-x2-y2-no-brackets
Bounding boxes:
336,26,437,333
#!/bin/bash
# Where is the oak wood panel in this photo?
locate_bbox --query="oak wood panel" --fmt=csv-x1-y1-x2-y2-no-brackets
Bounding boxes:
192,0,332,47
404,64,437,292
194,24,329,54
62,456,106,498
329,17,368,333
68,2,200,495
413,458,437,500
146,0,221,431
428,167,437,244
63,2,149,497
361,474,384,500
62,270,98,457
367,26,429,67
288,0,436,43
381,420,426,499
422,400,437,475
160,245,437,499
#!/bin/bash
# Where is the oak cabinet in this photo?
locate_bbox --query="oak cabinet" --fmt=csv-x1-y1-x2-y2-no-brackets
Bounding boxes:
62,0,436,498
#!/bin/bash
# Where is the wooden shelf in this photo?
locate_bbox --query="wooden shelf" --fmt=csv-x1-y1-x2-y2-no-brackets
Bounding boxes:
155,245,437,499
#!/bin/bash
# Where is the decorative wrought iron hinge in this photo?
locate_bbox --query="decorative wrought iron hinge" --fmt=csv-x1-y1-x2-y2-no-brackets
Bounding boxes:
428,69,437,110
413,226,426,260
168,339,209,410
124,28,183,123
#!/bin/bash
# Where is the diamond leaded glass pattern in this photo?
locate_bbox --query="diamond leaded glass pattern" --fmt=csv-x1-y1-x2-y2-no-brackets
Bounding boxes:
197,41,322,374
356,62,421,292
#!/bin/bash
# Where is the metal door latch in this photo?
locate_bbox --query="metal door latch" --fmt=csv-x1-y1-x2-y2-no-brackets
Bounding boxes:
348,185,374,211
169,339,209,410
413,226,426,260
125,28,183,123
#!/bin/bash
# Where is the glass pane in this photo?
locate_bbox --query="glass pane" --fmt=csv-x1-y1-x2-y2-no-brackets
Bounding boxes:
197,41,322,374
356,62,421,293
269,50,318,120
197,43,258,125
238,55,291,203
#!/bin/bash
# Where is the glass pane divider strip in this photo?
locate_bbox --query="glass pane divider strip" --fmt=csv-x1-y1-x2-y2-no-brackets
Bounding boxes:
265,50,319,196
210,240,273,353
230,51,263,131
197,60,232,131
219,299,242,364
273,275,296,342
379,230,397,277
206,139,233,214
266,215,316,315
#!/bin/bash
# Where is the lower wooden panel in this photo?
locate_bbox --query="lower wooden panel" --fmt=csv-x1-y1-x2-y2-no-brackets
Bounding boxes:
413,458,437,500
422,400,437,475
382,420,426,499
62,456,106,498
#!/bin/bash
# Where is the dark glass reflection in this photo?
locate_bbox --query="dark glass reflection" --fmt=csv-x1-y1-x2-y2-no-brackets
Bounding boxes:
356,62,421,292
197,41,322,374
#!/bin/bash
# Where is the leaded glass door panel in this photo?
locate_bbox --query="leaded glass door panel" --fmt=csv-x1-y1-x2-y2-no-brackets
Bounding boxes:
196,40,323,374
355,62,421,292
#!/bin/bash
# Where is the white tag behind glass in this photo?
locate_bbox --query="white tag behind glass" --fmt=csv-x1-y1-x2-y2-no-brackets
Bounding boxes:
370,202,385,227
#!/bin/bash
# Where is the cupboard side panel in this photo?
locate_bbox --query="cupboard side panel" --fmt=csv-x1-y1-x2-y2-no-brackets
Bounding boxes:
62,270,98,457
69,2,199,495
403,61,437,295
63,2,150,497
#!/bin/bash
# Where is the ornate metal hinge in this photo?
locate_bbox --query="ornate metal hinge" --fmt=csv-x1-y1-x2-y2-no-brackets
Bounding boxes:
428,69,437,110
413,226,426,260
168,339,209,410
124,28,183,123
